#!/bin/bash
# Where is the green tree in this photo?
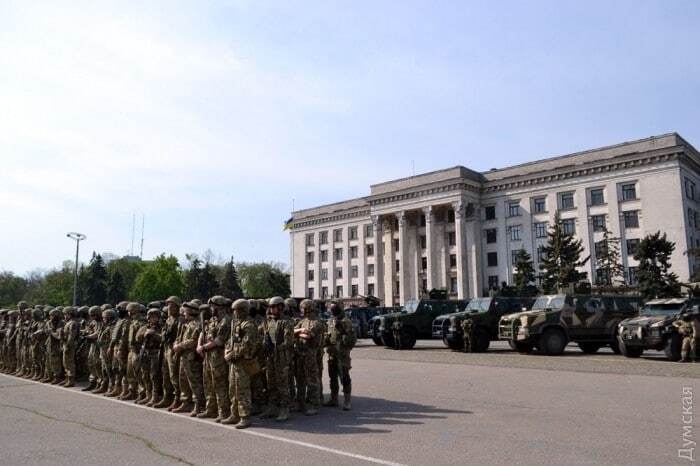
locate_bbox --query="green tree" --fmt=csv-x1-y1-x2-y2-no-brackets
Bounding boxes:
512,248,536,295
238,262,291,298
184,256,203,300
197,262,219,300
106,269,127,304
0,271,28,307
106,257,144,295
130,254,185,303
218,258,244,299
28,267,74,306
84,252,108,304
594,228,625,286
539,214,589,293
635,231,680,299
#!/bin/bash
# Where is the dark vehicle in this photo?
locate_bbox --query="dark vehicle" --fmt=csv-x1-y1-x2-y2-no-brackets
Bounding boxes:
432,296,534,351
345,306,394,339
368,296,468,349
498,294,642,355
617,298,699,360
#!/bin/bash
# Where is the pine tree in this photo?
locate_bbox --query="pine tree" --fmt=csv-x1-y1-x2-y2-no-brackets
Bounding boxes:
219,258,244,299
512,248,536,295
635,231,681,299
184,256,202,300
594,228,625,286
198,262,219,299
84,253,108,304
539,213,589,293
106,269,127,304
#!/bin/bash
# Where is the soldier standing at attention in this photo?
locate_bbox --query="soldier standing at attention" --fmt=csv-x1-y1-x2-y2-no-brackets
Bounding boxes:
173,302,205,417
461,319,474,353
96,309,117,394
81,306,102,391
293,299,324,416
249,299,267,415
223,299,259,429
106,302,130,398
61,307,81,387
156,296,181,410
29,307,47,380
46,309,64,384
122,303,146,401
14,302,29,377
136,308,164,406
674,309,700,362
324,300,356,411
197,296,232,422
260,296,295,422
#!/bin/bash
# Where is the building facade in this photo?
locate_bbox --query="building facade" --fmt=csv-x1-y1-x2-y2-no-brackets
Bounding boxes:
289,133,700,305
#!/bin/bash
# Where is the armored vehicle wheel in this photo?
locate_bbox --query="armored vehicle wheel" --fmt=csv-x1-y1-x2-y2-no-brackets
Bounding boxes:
664,334,682,361
513,341,534,354
381,334,395,348
372,336,383,346
472,329,490,353
444,337,462,350
578,342,602,354
610,339,622,354
398,328,417,350
617,336,643,358
539,328,567,355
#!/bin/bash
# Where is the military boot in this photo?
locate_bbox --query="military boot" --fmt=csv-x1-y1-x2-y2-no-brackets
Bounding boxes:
146,395,160,408
275,406,289,422
40,375,52,383
105,384,120,397
135,390,147,404
197,407,218,419
259,405,277,419
215,408,230,424
154,395,173,409
172,400,193,413
137,394,152,405
121,389,137,401
189,402,204,417
93,380,108,394
235,417,252,429
323,393,339,407
167,396,182,412
32,371,42,381
342,393,351,411
304,406,319,416
51,377,64,385
82,380,97,392
221,413,240,425
64,376,75,388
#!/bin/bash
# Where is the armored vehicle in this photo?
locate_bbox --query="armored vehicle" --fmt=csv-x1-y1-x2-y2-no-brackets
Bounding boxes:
345,306,393,339
432,297,534,351
617,298,699,360
368,297,468,349
498,294,642,355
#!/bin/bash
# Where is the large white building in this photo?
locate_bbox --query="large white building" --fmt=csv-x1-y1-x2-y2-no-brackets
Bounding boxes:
289,133,700,305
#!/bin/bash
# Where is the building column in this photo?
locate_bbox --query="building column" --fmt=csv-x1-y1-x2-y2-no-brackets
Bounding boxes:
397,211,409,305
465,205,482,298
453,201,468,299
423,206,435,291
371,215,385,305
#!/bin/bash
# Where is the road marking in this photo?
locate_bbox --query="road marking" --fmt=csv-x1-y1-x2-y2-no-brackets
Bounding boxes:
0,373,405,466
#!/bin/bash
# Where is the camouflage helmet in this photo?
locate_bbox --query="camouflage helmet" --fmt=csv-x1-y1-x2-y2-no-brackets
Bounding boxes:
300,299,315,311
146,308,161,320
100,303,113,311
208,295,229,307
183,301,200,316
268,296,285,307
32,308,45,320
147,301,163,310
258,299,268,309
17,301,29,310
102,309,117,321
88,306,101,318
0,309,7,317
8,310,19,318
63,306,78,318
126,302,144,314
247,299,259,311
232,299,250,312
49,308,62,319
284,298,298,309
44,305,54,312
190,299,202,307
116,301,129,311
165,296,182,306
328,299,344,312
55,306,64,313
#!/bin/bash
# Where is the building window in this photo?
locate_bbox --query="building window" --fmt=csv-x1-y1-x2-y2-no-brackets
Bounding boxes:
487,252,498,267
320,250,328,262
336,286,343,297
334,248,343,260
307,270,314,281
510,225,522,241
561,218,576,235
351,265,358,278
508,201,520,217
349,227,358,240
320,231,328,245
511,250,520,265
305,233,314,246
422,278,428,292
367,283,375,296
421,257,427,270
420,235,427,249
591,215,606,232
366,244,374,257
365,224,373,238
351,284,358,297
450,277,458,293
449,254,457,268
367,264,375,277
626,239,640,256
621,183,637,201
395,259,400,273
486,229,497,243
308,288,314,299
395,281,400,295
350,246,358,258
686,178,696,200
321,286,328,298
420,215,426,227
333,229,343,242
394,218,399,230
335,268,343,279
394,239,399,252
447,209,455,223
537,246,547,262
321,268,328,280
535,222,548,238
533,197,546,213
623,211,639,229
594,240,607,258
488,275,499,289
306,251,314,264
560,192,575,210
447,232,456,246
595,268,609,285
485,205,496,220
590,188,605,206
627,267,638,285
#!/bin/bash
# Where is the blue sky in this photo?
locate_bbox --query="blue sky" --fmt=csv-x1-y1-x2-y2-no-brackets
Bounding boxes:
1,1,699,274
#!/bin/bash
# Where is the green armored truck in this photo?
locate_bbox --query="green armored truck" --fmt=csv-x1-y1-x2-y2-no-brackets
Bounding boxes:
498,294,642,355
368,294,467,349
431,297,534,351
617,298,699,360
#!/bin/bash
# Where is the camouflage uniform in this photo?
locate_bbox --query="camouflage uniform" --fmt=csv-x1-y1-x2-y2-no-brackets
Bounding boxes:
135,309,163,406
674,316,700,362
46,309,64,383
324,301,356,410
261,297,295,421
461,319,474,353
3,311,19,373
82,306,103,391
107,302,130,397
61,307,81,386
97,310,116,393
29,308,47,380
15,307,29,376
156,296,181,409
172,306,193,411
174,303,205,416
222,299,259,428
124,303,147,401
199,297,232,421
0,310,6,372
294,299,324,415
249,300,267,414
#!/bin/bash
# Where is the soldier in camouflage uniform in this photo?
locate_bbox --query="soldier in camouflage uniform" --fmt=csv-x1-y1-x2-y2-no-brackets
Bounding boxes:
106,302,130,397
46,309,64,383
248,299,267,415
461,318,474,353
135,308,163,406
197,296,232,422
285,298,300,409
324,300,356,411
61,307,81,387
75,306,91,381
29,308,47,380
96,309,117,394
293,299,324,416
0,309,7,372
223,299,259,429
170,303,193,412
156,296,181,410
81,306,102,391
260,296,295,422
673,312,700,362
122,303,146,401
3,310,19,373
14,303,30,376
173,302,205,416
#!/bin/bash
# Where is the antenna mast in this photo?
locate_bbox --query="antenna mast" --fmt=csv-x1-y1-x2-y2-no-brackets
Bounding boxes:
130,213,135,255
139,214,145,259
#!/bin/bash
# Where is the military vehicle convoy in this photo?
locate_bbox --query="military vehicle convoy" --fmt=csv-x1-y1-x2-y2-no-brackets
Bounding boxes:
498,294,643,355
368,292,468,349
617,298,699,360
431,297,534,351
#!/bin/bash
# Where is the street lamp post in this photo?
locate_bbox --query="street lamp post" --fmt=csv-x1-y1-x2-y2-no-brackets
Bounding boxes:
66,232,87,306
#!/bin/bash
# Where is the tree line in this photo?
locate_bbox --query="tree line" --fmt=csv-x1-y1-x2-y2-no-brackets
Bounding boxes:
0,254,291,307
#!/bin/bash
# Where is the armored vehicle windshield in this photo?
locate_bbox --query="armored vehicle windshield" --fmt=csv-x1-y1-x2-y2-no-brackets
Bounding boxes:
531,295,567,311
465,298,492,313
640,299,686,316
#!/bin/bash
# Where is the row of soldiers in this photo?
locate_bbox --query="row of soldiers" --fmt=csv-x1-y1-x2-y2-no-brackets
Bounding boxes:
0,296,356,429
